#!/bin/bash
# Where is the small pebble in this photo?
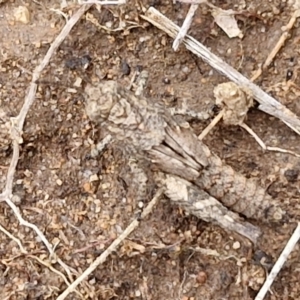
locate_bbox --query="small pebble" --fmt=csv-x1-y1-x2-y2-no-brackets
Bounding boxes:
89,174,99,182
101,182,110,189
232,241,240,249
162,77,170,84
14,6,30,24
56,179,63,186
73,77,82,87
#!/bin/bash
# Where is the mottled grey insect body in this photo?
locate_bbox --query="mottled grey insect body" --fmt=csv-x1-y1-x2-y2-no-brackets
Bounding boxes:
84,80,285,225
84,81,167,151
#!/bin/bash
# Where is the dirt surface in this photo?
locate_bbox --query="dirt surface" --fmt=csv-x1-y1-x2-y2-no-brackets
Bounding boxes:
1,0,300,299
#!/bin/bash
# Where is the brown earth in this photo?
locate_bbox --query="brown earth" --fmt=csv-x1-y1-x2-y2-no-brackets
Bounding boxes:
1,0,300,299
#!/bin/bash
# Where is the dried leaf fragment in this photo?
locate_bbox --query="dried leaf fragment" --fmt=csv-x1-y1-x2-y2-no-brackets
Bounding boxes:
212,8,242,38
14,6,31,24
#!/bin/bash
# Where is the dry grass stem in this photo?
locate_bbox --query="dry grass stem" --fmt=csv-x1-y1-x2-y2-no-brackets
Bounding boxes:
281,8,300,31
251,8,300,82
0,2,93,294
239,123,266,149
255,223,300,300
198,108,225,140
265,146,300,157
141,7,300,135
0,224,27,254
240,123,300,158
28,255,83,298
250,32,289,82
57,188,164,300
173,4,199,51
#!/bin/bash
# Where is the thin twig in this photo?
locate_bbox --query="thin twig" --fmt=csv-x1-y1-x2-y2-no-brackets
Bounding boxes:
1,4,93,200
251,9,300,82
255,223,300,300
250,32,289,82
57,188,164,300
198,108,225,140
240,123,300,157
173,4,199,51
239,122,266,149
0,224,27,254
141,7,300,135
28,255,83,298
16,4,92,133
266,146,300,157
0,1,93,289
